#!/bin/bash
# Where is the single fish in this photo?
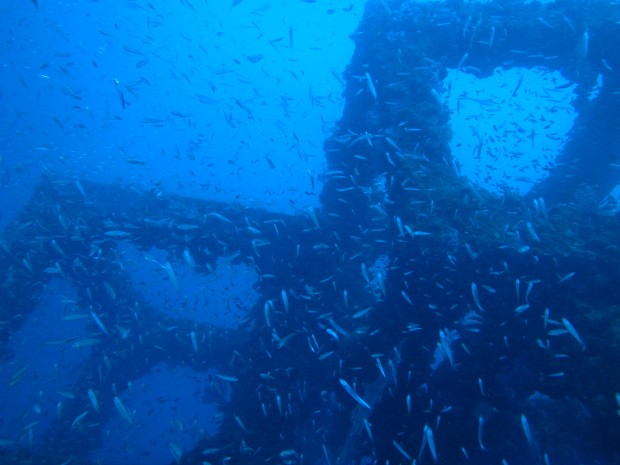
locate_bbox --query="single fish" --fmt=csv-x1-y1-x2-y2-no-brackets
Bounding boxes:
339,378,370,409
114,396,133,424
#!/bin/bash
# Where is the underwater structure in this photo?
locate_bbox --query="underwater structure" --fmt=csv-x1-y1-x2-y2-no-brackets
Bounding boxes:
1,0,620,464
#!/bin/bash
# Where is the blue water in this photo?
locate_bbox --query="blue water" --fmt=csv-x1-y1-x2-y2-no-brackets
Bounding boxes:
1,1,620,464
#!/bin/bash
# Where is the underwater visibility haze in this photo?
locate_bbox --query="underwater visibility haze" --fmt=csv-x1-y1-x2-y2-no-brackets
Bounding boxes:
1,0,620,464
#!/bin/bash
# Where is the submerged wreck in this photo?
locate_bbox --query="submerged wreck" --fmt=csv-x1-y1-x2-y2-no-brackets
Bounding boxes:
1,0,619,464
